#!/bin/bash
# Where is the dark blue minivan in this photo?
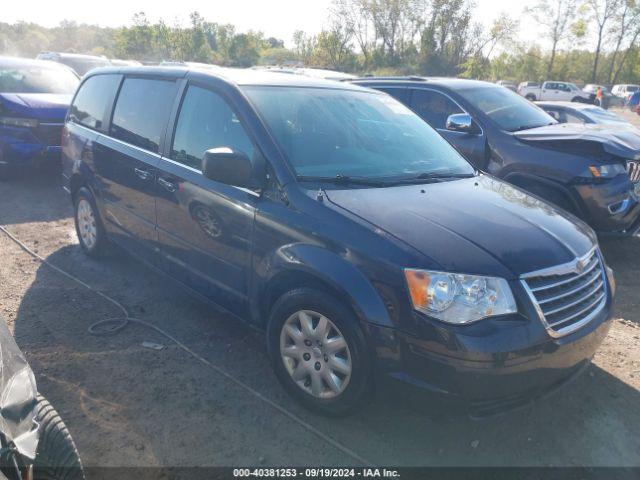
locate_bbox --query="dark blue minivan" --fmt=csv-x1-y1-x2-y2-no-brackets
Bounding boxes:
62,66,615,416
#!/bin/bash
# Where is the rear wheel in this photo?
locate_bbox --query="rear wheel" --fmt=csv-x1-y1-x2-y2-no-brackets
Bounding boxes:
267,288,373,416
33,395,85,480
525,93,536,101
73,187,108,258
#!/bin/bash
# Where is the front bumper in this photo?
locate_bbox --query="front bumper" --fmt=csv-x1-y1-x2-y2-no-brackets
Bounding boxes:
370,290,613,414
0,125,62,169
573,176,640,234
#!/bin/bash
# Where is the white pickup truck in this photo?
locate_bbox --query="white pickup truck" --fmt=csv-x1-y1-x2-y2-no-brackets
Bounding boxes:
518,81,593,103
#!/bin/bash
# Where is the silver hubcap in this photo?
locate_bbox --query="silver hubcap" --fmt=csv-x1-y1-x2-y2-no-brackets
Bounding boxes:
77,198,97,249
280,310,352,399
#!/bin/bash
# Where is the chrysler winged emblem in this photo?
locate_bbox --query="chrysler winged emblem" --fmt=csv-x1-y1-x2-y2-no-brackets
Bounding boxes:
575,259,586,274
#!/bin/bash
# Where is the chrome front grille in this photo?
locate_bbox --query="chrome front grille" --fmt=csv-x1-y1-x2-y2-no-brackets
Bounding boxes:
521,249,607,337
628,160,640,182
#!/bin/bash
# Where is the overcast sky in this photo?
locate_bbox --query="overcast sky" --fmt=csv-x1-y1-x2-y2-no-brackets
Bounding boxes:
4,0,542,47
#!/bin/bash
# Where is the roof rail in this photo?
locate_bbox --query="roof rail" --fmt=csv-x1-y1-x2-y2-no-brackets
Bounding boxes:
348,75,427,82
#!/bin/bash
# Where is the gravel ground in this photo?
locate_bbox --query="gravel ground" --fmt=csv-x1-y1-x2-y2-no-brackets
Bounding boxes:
0,110,638,472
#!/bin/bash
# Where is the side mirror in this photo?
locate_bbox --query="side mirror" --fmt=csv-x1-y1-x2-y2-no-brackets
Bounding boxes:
202,147,256,188
446,113,475,133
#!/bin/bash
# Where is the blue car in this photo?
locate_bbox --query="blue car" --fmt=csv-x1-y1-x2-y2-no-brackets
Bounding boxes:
0,57,79,179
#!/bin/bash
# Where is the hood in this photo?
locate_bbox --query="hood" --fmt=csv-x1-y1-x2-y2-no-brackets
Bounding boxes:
513,122,640,160
325,175,596,278
0,93,72,121
0,317,39,460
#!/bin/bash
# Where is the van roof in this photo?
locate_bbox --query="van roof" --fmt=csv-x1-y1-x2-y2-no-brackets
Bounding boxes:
86,65,370,92
350,76,498,91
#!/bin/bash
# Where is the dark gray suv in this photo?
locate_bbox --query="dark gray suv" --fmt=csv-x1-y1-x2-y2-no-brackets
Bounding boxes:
352,77,640,236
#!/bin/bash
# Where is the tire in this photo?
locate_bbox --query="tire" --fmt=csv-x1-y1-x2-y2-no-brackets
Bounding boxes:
525,94,536,101
73,187,108,258
33,395,85,480
571,96,587,103
267,288,373,416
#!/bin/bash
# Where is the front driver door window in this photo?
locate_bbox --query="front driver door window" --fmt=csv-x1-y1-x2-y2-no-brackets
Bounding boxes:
409,89,464,130
409,88,485,168
155,84,258,316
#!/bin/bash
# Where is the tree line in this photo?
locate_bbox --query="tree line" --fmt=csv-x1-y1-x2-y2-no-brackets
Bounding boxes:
1,0,640,85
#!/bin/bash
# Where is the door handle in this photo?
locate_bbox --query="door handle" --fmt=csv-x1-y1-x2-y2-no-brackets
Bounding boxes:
134,168,151,180
158,177,178,193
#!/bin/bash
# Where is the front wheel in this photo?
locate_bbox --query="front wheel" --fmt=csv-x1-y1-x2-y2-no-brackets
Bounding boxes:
33,395,85,480
267,288,373,416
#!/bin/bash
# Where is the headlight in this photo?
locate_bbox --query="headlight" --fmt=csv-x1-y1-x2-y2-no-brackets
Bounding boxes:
0,116,39,128
404,269,517,324
589,164,627,178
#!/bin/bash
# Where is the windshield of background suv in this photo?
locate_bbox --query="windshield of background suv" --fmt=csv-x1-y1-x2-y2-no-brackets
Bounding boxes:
243,86,474,181
458,85,557,132
0,65,79,94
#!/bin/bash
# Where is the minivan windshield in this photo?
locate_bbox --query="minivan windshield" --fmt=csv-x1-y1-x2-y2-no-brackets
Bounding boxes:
243,86,474,181
0,64,79,94
458,85,557,132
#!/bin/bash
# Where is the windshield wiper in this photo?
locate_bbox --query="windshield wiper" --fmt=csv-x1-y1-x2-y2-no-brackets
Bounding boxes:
296,174,389,187
393,171,476,183
510,122,555,132
413,172,476,179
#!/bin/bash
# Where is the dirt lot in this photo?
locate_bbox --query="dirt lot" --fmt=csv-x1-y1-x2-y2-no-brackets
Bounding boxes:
0,110,639,473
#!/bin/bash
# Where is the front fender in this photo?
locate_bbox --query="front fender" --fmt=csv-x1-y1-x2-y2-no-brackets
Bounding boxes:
253,243,394,328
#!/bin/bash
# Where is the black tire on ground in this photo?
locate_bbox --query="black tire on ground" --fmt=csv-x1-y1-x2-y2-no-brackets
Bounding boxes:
267,288,373,416
33,395,85,480
571,96,586,103
73,187,109,258
525,94,536,101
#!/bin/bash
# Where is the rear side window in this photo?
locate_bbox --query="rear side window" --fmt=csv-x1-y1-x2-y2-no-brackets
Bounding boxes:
69,74,120,131
409,89,463,130
564,111,586,124
110,78,176,153
171,86,254,170
376,87,408,103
